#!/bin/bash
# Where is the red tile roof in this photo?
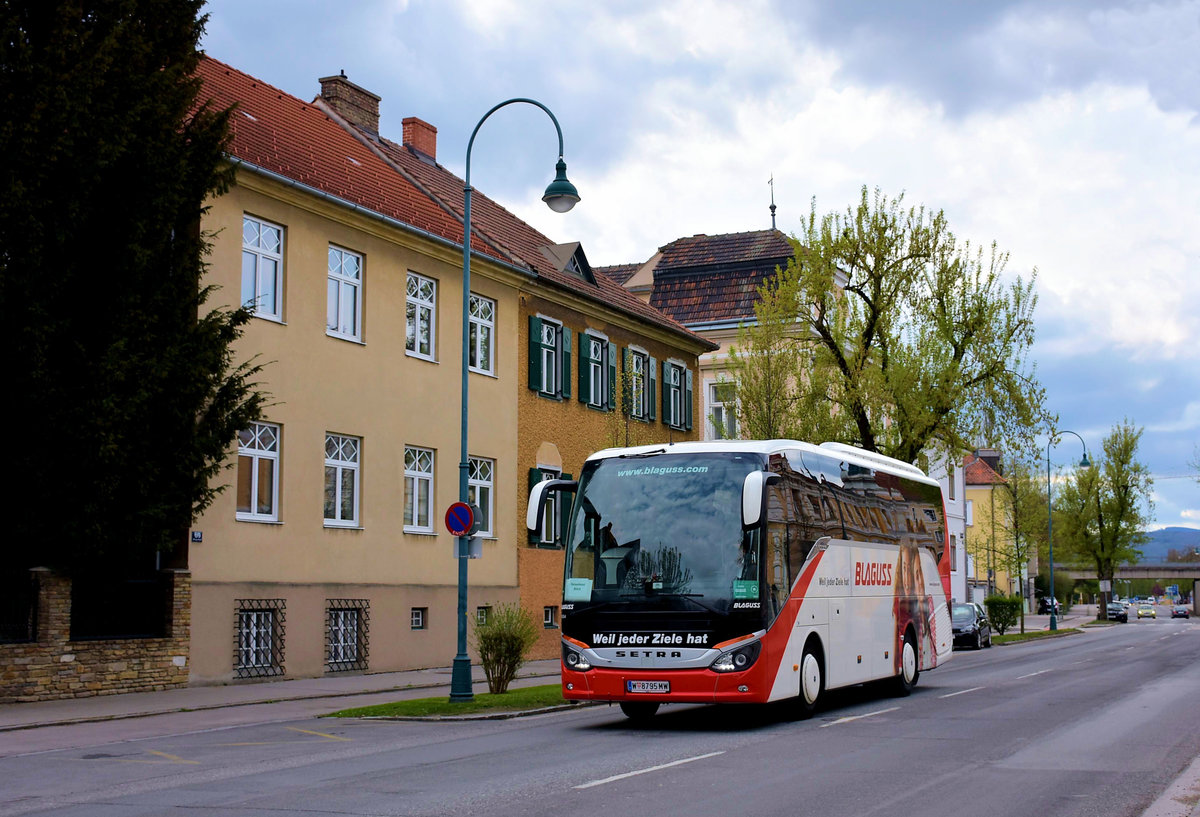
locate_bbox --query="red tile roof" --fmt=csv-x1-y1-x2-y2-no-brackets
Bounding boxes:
594,263,640,285
963,454,1006,485
630,230,795,325
196,56,713,350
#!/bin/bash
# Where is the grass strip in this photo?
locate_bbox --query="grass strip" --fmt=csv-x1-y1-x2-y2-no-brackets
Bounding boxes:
326,683,568,718
992,627,1079,645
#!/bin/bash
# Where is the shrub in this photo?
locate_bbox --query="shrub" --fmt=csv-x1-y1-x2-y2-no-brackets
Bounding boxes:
472,603,540,694
985,595,1022,635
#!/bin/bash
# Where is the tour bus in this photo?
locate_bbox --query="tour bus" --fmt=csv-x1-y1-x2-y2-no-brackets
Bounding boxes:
527,440,953,720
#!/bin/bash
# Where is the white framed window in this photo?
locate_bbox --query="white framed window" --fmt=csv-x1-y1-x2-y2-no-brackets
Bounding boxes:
528,316,569,400
965,499,974,527
624,348,656,421
325,601,368,671
324,434,361,527
543,606,558,628
235,599,284,678
468,294,495,375
404,446,434,532
538,467,561,546
663,361,692,431
708,381,737,440
406,272,436,360
327,246,362,341
468,457,494,537
476,605,492,626
411,607,427,630
236,422,279,522
242,215,283,320
580,333,613,410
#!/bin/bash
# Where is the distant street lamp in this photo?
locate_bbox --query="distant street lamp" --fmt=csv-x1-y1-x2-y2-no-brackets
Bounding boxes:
451,99,579,703
1046,430,1090,631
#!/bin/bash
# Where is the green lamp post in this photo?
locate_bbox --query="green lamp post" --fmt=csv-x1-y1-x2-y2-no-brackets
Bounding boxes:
451,99,579,702
1045,430,1090,631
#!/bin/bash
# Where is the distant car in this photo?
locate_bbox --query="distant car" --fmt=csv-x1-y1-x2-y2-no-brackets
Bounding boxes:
1171,605,1190,619
1037,597,1061,614
1137,604,1156,619
1106,602,1128,623
952,603,993,650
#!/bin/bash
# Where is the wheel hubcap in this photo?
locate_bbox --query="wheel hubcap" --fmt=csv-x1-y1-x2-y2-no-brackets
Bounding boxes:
902,641,917,683
802,654,821,704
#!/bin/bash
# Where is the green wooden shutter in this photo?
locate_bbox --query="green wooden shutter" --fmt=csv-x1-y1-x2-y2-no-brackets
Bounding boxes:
577,331,591,404
684,367,694,431
561,329,572,400
558,473,573,547
648,356,657,421
607,342,617,411
527,468,541,544
528,316,542,392
661,360,670,426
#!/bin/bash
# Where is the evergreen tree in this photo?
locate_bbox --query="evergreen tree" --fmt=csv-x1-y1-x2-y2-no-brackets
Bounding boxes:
1,0,264,577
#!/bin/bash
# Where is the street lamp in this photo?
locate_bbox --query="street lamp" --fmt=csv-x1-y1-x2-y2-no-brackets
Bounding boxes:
451,99,579,703
1046,430,1090,631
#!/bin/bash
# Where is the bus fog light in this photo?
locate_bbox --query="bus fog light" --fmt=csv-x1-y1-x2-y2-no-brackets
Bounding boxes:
738,685,748,693
566,683,574,690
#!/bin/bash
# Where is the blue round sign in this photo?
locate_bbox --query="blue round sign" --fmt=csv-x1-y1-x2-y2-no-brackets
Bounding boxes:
445,501,475,536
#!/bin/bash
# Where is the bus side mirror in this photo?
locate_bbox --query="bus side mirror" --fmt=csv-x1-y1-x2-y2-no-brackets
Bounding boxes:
742,471,780,529
526,479,578,531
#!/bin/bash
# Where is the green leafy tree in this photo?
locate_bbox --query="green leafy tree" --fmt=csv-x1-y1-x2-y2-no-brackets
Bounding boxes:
984,595,1021,635
1,0,264,578
1053,421,1153,615
728,186,1051,460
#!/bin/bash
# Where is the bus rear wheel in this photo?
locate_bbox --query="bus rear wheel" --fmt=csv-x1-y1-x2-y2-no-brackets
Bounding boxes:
891,632,919,696
619,701,660,721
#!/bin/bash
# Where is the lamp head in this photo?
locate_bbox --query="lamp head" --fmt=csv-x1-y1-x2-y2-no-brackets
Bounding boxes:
542,158,580,213
1080,453,1091,468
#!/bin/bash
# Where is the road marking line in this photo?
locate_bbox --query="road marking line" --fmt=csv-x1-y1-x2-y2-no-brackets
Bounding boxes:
818,707,899,728
285,727,350,742
939,687,985,699
80,750,200,765
574,752,725,789
1016,669,1052,679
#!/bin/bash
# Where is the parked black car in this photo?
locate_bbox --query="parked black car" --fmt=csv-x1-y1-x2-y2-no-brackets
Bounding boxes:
1105,602,1128,623
952,603,993,649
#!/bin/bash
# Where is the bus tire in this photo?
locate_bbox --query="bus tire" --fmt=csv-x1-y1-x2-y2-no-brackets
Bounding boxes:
619,701,660,721
791,644,823,720
891,630,919,696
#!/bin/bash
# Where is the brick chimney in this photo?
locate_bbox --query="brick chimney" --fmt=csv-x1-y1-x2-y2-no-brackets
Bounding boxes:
318,71,380,134
402,117,437,161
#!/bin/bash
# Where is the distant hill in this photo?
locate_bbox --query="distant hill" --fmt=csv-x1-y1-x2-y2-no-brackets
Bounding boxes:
1138,527,1200,562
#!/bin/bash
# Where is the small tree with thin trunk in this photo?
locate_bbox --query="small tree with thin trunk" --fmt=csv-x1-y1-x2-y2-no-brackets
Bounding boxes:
472,603,540,694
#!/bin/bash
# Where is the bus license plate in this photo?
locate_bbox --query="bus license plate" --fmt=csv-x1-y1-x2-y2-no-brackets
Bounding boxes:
627,680,669,694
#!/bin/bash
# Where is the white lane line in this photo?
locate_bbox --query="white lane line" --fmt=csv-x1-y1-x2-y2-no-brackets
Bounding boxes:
939,686,985,699
818,707,899,728
1016,669,1052,679
574,752,725,790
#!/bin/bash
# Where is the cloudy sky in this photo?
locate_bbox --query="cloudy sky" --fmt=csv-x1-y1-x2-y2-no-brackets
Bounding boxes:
201,0,1200,532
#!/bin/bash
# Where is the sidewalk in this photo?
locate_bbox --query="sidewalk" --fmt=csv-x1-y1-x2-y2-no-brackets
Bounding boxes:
0,658,562,732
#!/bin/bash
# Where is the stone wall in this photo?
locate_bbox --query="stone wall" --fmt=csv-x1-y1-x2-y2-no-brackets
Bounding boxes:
0,568,191,703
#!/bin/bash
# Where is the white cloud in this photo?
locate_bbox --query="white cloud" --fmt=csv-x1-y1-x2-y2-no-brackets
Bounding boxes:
1147,402,1200,434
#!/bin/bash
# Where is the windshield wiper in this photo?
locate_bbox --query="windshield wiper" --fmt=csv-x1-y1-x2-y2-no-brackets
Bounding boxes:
616,448,666,459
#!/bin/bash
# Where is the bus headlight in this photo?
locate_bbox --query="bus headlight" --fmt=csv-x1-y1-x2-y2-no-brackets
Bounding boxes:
710,640,761,673
563,644,592,672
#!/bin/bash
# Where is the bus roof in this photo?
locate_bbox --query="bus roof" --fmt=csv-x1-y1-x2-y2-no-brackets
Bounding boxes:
584,439,938,488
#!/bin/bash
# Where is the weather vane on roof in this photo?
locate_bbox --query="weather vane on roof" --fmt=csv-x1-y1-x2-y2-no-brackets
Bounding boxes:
768,173,777,230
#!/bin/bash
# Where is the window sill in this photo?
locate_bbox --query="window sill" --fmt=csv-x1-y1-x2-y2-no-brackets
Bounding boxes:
406,351,437,363
469,367,498,379
324,523,363,531
252,314,286,325
326,332,365,345
536,391,564,402
543,624,559,629
404,528,437,537
235,516,283,525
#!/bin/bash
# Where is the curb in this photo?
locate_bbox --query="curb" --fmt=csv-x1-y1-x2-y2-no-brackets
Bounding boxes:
0,671,561,733
992,629,1083,646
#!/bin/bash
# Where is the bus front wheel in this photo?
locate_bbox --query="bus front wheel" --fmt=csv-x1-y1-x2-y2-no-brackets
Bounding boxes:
791,646,823,720
619,701,660,721
891,632,919,696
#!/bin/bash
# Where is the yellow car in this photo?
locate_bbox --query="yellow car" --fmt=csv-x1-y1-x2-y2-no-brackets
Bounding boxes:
1137,604,1156,619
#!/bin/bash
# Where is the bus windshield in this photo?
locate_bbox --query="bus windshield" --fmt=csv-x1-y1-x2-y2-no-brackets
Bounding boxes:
563,452,765,611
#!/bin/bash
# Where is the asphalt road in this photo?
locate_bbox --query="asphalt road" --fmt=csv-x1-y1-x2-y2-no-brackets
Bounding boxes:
1,616,1197,817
